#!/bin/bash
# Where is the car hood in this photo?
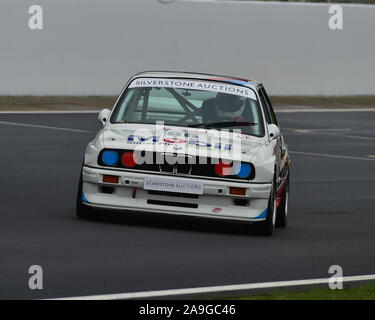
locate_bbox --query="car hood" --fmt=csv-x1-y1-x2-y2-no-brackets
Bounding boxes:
99,124,266,163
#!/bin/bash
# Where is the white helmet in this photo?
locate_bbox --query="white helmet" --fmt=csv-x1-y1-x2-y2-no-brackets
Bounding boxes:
215,93,245,118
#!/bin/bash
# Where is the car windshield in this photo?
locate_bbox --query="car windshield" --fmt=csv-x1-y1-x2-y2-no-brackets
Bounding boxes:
110,78,265,137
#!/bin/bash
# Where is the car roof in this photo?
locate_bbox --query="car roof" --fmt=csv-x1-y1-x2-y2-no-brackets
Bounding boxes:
130,70,261,90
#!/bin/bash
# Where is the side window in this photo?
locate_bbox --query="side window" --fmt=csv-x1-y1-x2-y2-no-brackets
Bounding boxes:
258,88,272,124
262,88,278,126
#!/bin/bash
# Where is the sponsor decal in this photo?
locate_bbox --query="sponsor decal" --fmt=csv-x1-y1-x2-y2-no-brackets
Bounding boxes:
163,137,186,144
107,124,246,169
144,177,203,195
212,207,223,214
129,78,257,100
209,77,251,87
127,134,233,151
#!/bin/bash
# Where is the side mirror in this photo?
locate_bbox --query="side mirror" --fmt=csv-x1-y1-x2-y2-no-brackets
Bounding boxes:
98,109,111,126
267,124,280,140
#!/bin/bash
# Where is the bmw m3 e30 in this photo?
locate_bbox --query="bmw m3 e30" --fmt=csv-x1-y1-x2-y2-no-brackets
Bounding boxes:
76,71,291,235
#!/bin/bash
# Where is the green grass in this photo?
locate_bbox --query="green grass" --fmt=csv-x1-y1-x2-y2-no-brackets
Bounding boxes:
1,95,375,106
269,95,375,107
228,282,375,300
0,95,374,111
250,0,374,4
0,95,116,108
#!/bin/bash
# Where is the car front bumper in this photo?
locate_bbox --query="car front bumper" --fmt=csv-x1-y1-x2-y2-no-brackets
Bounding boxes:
81,166,272,222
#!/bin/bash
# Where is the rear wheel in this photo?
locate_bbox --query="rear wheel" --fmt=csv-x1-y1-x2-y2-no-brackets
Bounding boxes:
276,176,289,228
255,178,277,236
76,169,95,219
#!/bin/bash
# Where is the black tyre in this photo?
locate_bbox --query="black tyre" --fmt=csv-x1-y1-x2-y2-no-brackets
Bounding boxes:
255,178,277,236
276,175,289,228
76,170,95,219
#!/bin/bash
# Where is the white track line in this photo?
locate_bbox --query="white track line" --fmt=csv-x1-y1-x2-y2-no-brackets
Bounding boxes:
290,151,375,162
285,129,375,141
331,134,375,141
277,108,375,113
51,274,375,300
285,128,352,133
308,128,352,132
0,108,374,114
0,110,99,114
181,0,375,8
0,120,90,133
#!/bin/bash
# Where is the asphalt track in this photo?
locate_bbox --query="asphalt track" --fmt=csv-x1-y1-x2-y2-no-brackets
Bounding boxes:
0,110,375,299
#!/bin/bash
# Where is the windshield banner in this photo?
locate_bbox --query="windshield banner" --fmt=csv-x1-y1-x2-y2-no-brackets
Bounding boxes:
129,78,257,100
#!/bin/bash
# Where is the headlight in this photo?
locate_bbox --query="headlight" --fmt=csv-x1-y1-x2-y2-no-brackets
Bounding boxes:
235,163,252,178
121,151,138,168
215,161,254,179
101,150,119,166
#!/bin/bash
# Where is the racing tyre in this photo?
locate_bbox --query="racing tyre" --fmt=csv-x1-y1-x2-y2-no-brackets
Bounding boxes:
76,170,94,219
276,175,289,228
255,178,277,236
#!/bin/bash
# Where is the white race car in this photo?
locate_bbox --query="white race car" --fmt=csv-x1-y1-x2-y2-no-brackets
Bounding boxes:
77,71,290,235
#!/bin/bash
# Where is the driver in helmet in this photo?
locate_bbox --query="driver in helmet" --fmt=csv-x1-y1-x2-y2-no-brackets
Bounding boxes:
215,93,247,122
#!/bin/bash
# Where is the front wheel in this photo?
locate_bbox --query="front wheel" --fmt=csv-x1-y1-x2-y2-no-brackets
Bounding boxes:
255,178,277,236
276,176,289,228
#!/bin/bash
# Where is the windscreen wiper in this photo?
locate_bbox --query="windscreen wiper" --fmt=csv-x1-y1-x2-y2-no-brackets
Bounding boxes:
189,121,257,129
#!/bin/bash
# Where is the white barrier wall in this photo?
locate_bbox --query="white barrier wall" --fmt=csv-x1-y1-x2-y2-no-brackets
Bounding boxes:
0,0,374,96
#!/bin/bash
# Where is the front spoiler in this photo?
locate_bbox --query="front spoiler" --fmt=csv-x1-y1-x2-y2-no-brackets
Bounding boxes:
81,166,272,222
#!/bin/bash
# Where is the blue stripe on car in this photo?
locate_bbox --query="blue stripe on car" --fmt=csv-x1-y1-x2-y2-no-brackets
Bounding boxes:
254,208,267,219
81,192,89,203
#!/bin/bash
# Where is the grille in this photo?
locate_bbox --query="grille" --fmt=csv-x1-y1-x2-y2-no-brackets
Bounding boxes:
159,163,191,174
